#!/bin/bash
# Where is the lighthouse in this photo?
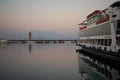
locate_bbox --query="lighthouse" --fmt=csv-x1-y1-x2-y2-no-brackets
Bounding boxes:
29,32,32,41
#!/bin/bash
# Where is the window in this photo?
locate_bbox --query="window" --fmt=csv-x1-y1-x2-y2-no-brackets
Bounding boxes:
108,39,112,46
98,39,101,45
101,39,103,45
117,21,120,29
117,30,120,34
116,37,120,46
79,23,111,37
105,39,108,46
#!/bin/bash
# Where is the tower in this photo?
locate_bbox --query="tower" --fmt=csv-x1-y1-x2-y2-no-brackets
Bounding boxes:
29,32,32,41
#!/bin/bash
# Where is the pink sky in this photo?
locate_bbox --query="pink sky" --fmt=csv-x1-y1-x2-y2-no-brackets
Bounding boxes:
0,0,118,34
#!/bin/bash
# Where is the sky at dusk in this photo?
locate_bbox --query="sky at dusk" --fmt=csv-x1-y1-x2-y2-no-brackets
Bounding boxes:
0,0,119,35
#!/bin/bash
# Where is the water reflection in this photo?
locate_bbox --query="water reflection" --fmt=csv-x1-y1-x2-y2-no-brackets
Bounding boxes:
29,44,32,53
0,43,80,80
0,43,120,80
76,49,120,80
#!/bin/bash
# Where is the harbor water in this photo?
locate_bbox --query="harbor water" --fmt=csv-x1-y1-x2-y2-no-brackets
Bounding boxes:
0,43,120,80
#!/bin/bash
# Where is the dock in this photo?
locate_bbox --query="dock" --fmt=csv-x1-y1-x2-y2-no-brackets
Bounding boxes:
76,48,120,63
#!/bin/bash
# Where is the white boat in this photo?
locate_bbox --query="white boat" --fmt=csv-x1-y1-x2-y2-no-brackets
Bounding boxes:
77,1,120,54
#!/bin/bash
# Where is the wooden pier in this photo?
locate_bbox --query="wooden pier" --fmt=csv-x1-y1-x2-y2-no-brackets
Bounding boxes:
5,40,77,44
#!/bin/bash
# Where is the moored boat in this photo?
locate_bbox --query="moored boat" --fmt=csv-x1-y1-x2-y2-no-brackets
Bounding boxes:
77,1,120,54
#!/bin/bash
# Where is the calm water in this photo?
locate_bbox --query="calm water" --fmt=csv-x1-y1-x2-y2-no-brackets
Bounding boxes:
0,43,120,80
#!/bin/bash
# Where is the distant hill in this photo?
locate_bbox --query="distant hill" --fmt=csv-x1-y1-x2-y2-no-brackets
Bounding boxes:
0,30,78,40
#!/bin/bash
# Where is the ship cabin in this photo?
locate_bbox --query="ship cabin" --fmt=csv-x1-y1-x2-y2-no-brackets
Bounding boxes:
78,1,120,53
79,9,110,30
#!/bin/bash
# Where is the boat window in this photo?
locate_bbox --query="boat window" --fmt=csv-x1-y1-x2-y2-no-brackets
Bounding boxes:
97,14,104,21
117,21,120,29
105,39,108,46
79,23,111,37
117,30,120,34
98,39,100,45
117,21,120,34
116,37,120,47
108,39,112,46
101,39,103,45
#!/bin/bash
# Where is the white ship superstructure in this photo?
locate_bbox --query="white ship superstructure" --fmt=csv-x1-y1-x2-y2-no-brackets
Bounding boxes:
77,1,120,53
